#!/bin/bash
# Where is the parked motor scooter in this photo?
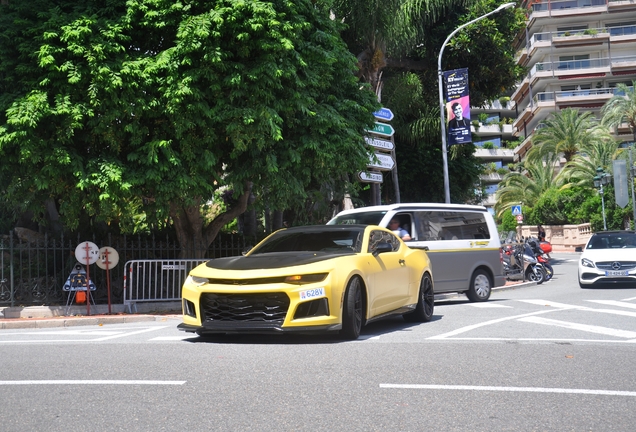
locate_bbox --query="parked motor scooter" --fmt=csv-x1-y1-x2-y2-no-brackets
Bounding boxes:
502,241,545,284
528,238,553,281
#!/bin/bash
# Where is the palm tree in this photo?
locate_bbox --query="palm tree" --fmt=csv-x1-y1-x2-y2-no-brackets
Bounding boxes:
560,137,621,189
494,157,569,218
526,108,610,164
601,81,636,142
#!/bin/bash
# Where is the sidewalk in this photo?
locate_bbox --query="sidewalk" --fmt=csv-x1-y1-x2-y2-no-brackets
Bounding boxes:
0,280,538,330
0,301,181,329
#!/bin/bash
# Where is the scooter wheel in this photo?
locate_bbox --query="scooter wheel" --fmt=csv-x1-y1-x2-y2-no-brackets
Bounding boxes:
526,267,544,284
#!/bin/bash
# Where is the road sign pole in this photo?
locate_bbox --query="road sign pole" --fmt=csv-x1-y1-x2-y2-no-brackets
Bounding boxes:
83,242,92,316
104,248,111,314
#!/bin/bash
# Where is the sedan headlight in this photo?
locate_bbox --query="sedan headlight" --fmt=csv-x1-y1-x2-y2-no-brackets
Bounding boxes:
185,275,208,286
581,258,595,268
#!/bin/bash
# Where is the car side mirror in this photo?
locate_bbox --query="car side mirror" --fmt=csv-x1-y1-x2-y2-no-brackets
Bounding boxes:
372,242,393,257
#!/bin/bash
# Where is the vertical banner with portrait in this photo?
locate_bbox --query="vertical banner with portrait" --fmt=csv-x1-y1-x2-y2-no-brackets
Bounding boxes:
443,68,472,145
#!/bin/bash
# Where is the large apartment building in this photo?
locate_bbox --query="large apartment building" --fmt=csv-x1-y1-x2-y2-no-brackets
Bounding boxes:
472,0,636,210
511,0,636,159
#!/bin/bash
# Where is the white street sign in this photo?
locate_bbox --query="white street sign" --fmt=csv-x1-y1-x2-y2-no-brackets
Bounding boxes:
96,246,120,270
358,171,383,183
367,153,395,171
364,136,394,151
74,241,100,265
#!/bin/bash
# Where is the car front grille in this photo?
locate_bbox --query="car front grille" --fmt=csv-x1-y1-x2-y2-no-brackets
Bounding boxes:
200,292,290,324
596,261,636,270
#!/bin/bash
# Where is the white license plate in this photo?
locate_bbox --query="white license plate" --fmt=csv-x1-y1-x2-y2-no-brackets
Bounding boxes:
605,270,629,276
299,287,325,300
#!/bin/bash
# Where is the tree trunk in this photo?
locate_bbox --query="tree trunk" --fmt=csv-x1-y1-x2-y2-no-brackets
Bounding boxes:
170,182,253,259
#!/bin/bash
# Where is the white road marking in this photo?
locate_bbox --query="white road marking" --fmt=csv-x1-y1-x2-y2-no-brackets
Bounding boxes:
379,384,636,397
428,309,562,339
519,299,636,318
468,303,512,308
0,326,167,343
0,380,186,386
429,337,636,343
518,299,580,309
622,296,636,302
0,330,124,336
518,316,636,338
92,326,168,341
587,300,636,310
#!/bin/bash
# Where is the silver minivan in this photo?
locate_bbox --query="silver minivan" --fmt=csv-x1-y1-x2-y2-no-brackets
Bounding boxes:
327,203,505,301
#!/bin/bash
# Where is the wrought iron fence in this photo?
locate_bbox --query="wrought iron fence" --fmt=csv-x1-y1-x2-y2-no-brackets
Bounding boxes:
0,231,259,307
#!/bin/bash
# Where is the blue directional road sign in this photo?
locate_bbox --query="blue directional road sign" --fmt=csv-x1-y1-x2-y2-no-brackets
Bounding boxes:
373,107,394,122
511,205,522,216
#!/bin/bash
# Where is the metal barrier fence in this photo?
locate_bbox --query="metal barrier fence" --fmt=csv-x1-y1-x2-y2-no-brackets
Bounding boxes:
123,259,207,313
0,231,258,307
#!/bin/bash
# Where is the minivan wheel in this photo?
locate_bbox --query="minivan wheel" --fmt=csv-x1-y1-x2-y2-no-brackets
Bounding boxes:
466,269,491,302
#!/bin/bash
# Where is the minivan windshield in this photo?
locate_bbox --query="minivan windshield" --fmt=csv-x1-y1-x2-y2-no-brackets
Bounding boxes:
327,211,386,226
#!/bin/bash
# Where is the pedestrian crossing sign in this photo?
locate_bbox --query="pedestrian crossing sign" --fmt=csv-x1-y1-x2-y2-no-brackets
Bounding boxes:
511,205,522,216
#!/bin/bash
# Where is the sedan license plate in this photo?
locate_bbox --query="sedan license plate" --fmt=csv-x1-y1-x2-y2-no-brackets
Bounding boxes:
300,287,325,300
605,270,629,277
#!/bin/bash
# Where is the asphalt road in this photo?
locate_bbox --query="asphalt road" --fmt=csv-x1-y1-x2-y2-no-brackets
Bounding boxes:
1,253,636,431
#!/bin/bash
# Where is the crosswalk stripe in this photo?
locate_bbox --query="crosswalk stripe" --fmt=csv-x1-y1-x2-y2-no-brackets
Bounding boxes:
518,316,636,338
587,300,636,310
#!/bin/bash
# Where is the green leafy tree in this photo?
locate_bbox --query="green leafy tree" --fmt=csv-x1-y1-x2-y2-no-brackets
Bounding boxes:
0,0,379,256
329,0,525,203
498,210,517,234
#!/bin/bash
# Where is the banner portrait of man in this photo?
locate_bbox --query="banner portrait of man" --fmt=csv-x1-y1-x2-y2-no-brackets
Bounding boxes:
443,68,472,145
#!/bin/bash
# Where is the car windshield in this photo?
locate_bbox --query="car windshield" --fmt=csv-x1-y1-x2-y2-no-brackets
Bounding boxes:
327,211,387,226
587,232,636,249
250,228,364,254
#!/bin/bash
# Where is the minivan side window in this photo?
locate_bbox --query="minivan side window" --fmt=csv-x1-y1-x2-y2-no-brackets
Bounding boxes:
414,211,490,241
328,211,387,225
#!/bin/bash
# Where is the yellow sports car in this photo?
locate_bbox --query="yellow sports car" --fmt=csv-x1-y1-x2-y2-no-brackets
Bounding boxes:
178,225,433,340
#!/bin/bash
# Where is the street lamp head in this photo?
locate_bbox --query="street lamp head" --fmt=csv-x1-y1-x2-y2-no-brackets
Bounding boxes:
596,167,603,175
593,176,601,188
602,173,612,185
495,2,517,12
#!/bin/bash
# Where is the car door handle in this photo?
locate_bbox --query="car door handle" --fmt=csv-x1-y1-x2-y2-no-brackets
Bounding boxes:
399,259,405,265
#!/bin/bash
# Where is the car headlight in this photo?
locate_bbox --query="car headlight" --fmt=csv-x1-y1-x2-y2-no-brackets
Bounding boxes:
185,275,208,286
581,258,595,268
285,273,328,285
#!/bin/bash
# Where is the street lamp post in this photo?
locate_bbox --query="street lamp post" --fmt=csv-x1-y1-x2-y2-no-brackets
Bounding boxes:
593,167,612,231
438,2,516,204
630,145,636,229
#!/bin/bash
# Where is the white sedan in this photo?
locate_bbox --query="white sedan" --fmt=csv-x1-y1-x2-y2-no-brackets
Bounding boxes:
578,231,636,288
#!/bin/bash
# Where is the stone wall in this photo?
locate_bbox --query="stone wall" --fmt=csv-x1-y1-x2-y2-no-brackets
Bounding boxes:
518,223,592,252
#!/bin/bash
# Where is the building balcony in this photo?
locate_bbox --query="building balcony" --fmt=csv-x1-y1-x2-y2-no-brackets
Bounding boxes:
474,148,516,162
528,0,607,21
552,29,610,47
479,194,497,208
530,57,611,80
608,0,636,11
480,173,506,184
471,123,514,136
